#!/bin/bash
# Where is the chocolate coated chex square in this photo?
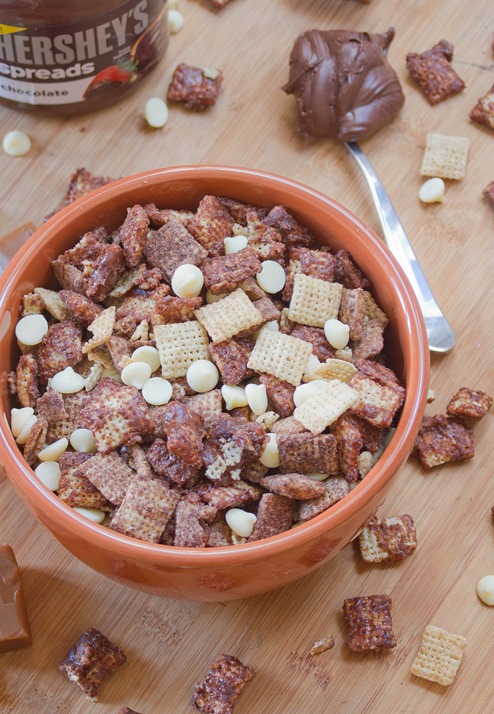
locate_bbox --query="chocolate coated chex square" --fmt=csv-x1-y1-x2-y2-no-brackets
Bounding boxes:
349,373,404,428
188,194,233,255
413,415,474,468
298,477,349,521
278,433,339,474
110,478,180,543
59,627,127,700
58,452,109,510
343,594,396,652
144,218,207,282
79,451,135,505
167,63,223,112
470,84,494,130
248,493,294,541
446,387,492,421
359,514,417,563
80,378,153,452
406,40,465,105
193,653,255,714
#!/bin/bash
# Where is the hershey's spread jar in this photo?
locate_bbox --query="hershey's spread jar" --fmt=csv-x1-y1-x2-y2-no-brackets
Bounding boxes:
0,0,169,114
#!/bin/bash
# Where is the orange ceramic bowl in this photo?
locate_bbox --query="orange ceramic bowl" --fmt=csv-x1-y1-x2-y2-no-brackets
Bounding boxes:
0,166,429,600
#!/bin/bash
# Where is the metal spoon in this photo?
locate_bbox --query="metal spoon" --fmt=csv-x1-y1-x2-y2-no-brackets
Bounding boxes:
345,141,456,354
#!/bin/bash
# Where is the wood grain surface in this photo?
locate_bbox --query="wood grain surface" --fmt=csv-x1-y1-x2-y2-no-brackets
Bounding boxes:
1,1,493,712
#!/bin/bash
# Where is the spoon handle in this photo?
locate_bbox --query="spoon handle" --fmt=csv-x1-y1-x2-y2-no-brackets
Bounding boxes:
346,141,456,354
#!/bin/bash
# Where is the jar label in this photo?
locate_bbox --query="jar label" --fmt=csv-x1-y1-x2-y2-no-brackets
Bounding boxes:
0,0,167,106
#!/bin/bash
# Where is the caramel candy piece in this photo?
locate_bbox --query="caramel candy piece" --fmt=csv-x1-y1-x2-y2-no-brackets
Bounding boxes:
0,544,32,652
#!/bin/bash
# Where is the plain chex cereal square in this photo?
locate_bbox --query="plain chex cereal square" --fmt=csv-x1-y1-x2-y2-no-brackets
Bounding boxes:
194,288,263,343
294,380,359,434
247,328,312,386
288,273,343,327
420,133,469,180
154,320,209,379
305,358,357,383
411,625,467,686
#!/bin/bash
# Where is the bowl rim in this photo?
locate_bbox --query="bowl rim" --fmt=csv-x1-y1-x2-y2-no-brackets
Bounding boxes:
0,165,429,567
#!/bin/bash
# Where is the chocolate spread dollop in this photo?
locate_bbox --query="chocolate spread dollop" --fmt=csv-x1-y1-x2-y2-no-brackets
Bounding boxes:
283,28,404,142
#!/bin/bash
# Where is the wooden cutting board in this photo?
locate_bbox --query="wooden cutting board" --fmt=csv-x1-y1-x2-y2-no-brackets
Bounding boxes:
1,1,493,712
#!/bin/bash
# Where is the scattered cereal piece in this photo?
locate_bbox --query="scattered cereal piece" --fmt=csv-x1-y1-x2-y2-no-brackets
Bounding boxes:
15,314,48,346
477,575,494,606
446,387,492,421
483,180,494,208
413,414,474,468
167,63,223,111
358,514,417,563
406,40,465,105
193,654,255,714
59,627,127,700
420,133,469,180
309,636,335,656
144,97,169,128
427,388,436,403
343,595,396,652
411,625,466,686
470,83,494,131
3,130,31,156
119,708,142,714
168,9,184,34
419,177,445,204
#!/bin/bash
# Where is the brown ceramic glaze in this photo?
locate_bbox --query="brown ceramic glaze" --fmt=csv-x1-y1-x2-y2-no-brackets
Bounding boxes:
0,166,429,600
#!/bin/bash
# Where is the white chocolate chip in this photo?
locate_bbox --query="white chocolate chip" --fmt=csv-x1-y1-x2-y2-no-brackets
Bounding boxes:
245,382,268,416
70,428,96,453
186,359,219,393
259,432,280,468
419,177,445,204
73,507,106,524
221,385,248,410
144,97,169,128
206,290,227,304
131,345,160,373
306,472,328,481
171,263,204,298
38,437,68,462
3,130,31,157
335,346,352,361
15,314,48,346
34,461,61,491
477,575,494,606
224,235,248,254
225,508,257,538
11,407,34,438
427,388,436,403
263,320,279,332
324,319,350,349
15,414,37,445
293,380,328,407
256,260,286,294
168,9,184,34
50,366,85,394
202,67,220,80
168,0,179,8
303,354,321,377
142,377,173,405
121,361,152,389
